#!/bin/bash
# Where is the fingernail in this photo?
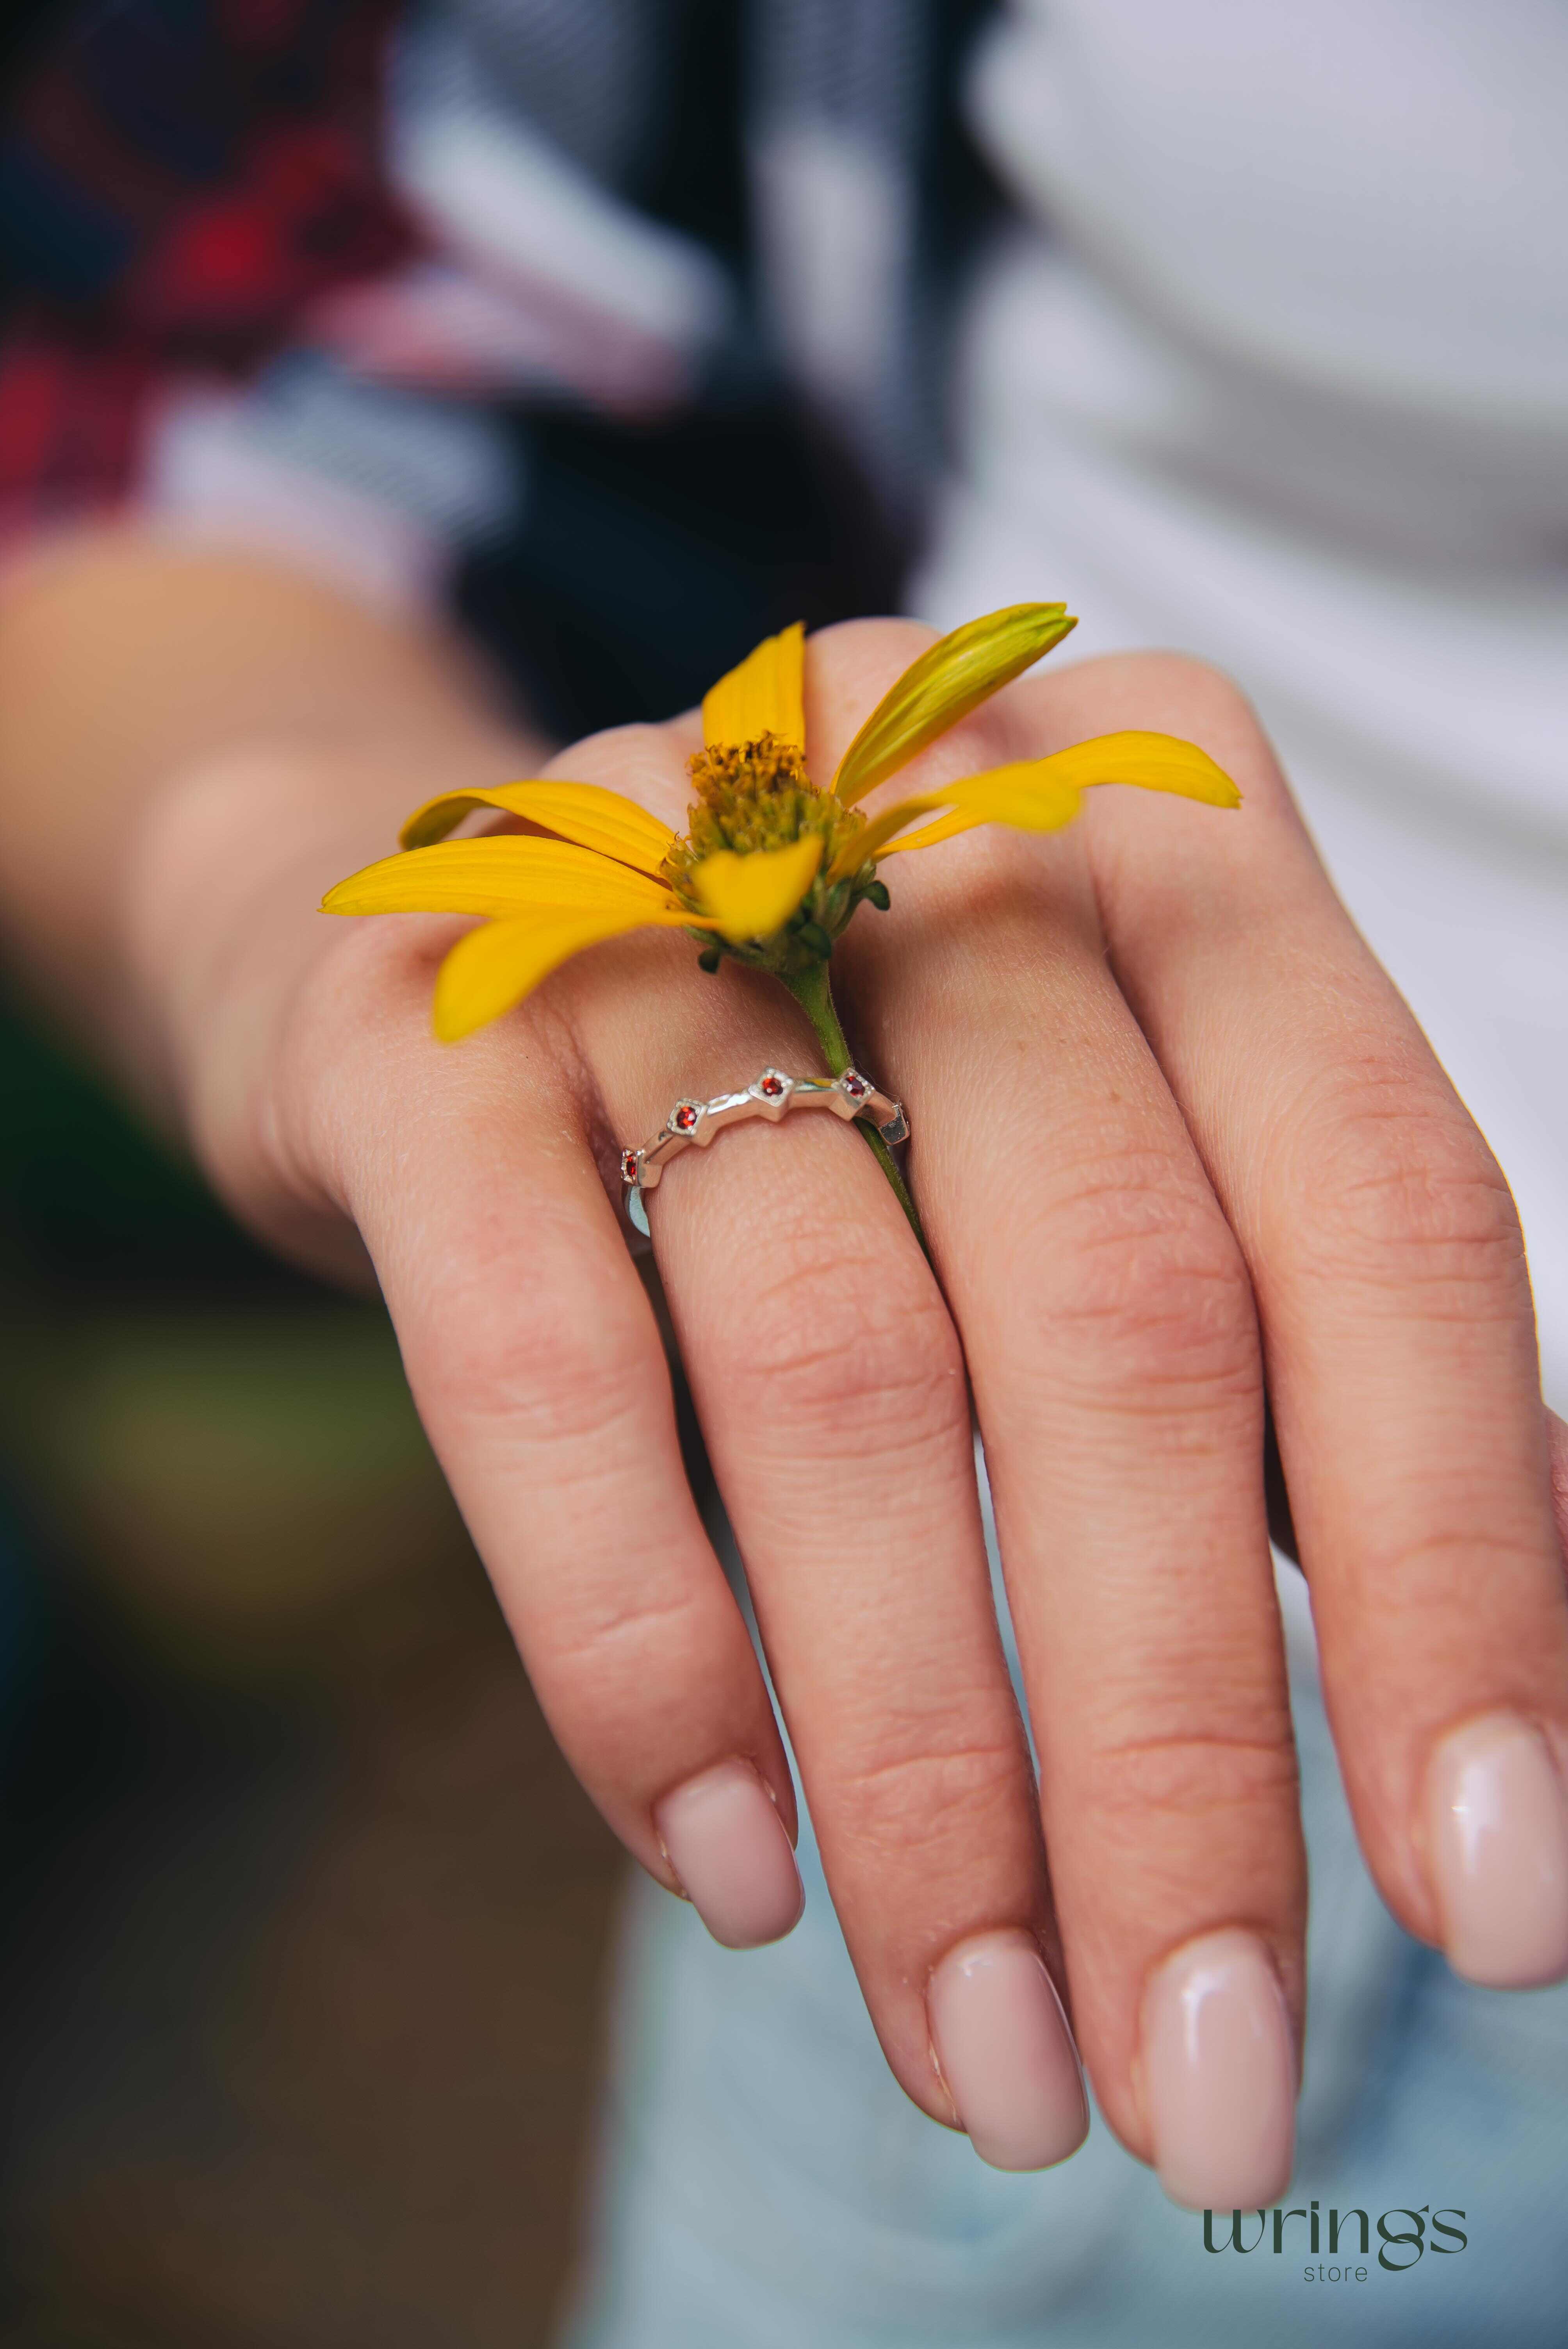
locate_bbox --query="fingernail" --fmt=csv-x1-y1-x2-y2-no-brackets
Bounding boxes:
927,1930,1089,2171
1141,1928,1295,2211
653,1759,804,1950
1424,1712,1568,1989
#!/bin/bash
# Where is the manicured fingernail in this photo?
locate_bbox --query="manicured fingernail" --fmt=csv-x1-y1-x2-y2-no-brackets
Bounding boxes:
1141,1928,1295,2212
1424,1712,1568,1989
927,1930,1089,2171
653,1759,804,1950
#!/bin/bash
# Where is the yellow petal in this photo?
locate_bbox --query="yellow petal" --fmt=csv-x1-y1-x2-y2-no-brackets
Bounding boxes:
702,622,806,751
433,907,699,1042
874,781,1083,857
831,604,1078,805
688,833,823,944
873,733,1241,858
829,756,1081,878
820,789,969,878
323,835,678,920
399,779,676,871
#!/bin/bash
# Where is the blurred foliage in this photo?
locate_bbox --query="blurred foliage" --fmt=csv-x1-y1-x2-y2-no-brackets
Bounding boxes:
0,988,465,1682
0,1302,473,1682
0,992,618,2347
0,997,256,1292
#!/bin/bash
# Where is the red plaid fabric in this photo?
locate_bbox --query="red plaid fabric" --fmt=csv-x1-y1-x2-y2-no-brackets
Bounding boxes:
0,0,413,522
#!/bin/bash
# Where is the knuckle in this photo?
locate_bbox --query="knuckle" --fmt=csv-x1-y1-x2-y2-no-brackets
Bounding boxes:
1064,650,1264,747
1290,1066,1527,1302
529,1575,753,1766
213,924,429,1228
543,1572,711,1684
175,954,367,1251
428,1242,656,1447
1081,1722,1301,1837
1342,1523,1549,1615
1018,1142,1258,1393
550,722,691,825
835,1729,1027,1857
257,926,583,1263
815,615,939,676
1119,650,1257,726
712,1228,965,1445
293,915,461,1100
195,1037,324,1240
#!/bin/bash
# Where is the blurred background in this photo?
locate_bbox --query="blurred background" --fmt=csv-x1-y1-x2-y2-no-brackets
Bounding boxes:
0,1000,628,2344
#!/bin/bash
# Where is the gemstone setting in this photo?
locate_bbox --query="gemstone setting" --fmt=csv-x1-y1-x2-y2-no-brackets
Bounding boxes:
623,1063,909,1210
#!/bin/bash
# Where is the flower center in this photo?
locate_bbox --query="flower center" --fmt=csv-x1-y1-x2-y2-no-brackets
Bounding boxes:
666,734,865,873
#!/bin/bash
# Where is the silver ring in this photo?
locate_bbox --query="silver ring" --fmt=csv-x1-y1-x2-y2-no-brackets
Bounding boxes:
620,1066,909,1235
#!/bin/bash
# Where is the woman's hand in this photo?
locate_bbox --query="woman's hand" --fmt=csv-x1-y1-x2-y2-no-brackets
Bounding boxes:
127,618,1568,2211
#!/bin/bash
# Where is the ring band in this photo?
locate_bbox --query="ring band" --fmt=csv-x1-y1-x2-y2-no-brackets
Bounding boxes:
621,1066,909,1233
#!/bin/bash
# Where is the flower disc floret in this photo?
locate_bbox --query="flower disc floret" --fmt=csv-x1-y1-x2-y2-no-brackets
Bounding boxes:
665,735,868,881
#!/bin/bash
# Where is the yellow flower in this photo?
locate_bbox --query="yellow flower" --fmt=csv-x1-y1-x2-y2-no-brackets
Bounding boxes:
322,604,1238,1045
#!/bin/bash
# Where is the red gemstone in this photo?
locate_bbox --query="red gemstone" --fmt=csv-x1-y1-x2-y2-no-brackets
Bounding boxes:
760,1074,785,1098
620,1150,639,1183
843,1071,869,1098
674,1103,699,1131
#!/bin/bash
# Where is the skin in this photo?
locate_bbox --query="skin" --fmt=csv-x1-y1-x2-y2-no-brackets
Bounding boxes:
3,526,1566,2166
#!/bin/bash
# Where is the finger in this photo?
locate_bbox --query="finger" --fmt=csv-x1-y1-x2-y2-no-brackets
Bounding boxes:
824,622,1304,2209
1548,1406,1568,1560
282,910,806,1950
556,719,1089,2172
1050,651,1568,1994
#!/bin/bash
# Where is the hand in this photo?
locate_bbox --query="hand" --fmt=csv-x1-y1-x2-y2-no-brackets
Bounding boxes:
127,622,1568,2210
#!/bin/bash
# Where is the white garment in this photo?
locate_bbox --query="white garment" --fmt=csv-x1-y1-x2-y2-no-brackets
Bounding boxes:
916,0,1568,1395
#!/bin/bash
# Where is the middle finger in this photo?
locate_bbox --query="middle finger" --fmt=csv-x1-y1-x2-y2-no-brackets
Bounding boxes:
559,720,1089,2173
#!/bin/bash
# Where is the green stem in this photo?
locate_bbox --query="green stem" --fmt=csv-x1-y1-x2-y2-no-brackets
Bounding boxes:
780,959,926,1250
782,955,853,1076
